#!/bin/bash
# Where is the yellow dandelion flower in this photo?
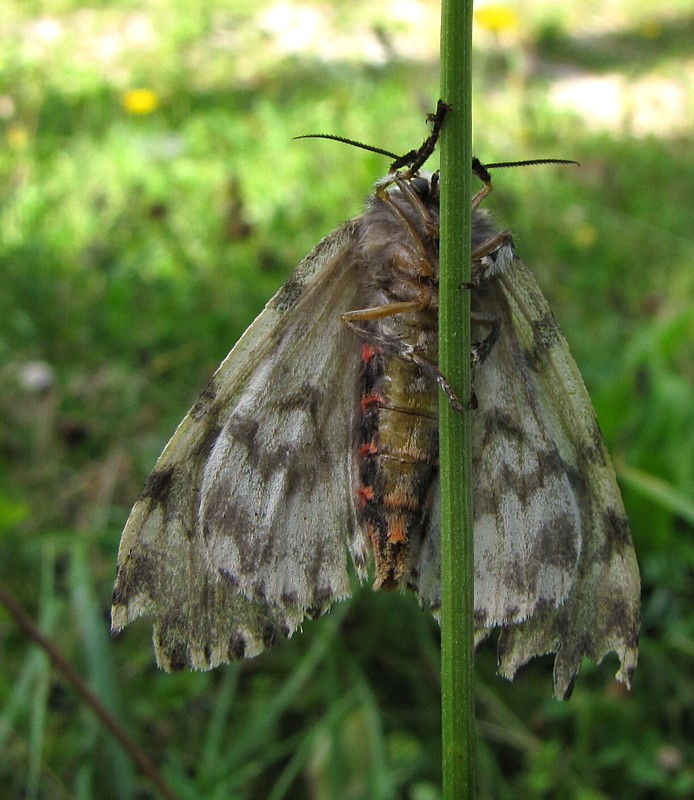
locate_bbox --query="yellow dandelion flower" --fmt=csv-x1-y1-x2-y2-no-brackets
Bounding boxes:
122,88,159,115
474,5,520,35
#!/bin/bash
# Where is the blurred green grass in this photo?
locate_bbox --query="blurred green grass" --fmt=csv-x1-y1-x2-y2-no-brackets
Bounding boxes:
1,1,694,798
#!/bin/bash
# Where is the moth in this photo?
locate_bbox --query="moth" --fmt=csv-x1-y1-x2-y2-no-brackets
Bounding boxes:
112,105,639,699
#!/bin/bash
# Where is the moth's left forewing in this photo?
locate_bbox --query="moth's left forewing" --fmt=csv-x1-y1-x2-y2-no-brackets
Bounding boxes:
491,256,640,699
113,220,369,670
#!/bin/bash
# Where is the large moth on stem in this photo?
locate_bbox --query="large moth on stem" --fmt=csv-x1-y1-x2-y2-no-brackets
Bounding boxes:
112,106,639,699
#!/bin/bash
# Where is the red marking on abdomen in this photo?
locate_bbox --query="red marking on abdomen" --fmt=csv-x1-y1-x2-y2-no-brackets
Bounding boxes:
357,485,375,506
361,392,382,412
361,343,380,363
359,441,378,458
353,300,439,590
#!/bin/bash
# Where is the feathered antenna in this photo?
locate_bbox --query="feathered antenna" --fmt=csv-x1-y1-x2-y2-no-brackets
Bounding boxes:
296,101,578,181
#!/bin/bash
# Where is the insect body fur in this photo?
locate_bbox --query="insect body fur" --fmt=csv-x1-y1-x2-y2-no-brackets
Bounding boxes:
347,177,505,591
350,181,442,591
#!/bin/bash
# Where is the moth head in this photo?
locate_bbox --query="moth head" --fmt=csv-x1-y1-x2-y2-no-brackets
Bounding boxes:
411,172,439,204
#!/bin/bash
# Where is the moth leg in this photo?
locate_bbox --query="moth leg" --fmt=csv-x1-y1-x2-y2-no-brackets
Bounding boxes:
392,177,440,240
461,311,502,410
471,159,494,211
463,229,516,288
387,99,451,174
471,181,492,212
471,311,500,368
341,299,425,324
342,301,476,413
374,178,439,277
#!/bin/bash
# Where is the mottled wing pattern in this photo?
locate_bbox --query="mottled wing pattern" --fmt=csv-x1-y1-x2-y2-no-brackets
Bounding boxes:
112,220,369,670
113,162,639,698
469,264,583,631
415,248,639,700
490,256,639,698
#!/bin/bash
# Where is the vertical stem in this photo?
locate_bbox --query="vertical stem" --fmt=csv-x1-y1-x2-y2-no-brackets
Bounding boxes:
439,0,475,797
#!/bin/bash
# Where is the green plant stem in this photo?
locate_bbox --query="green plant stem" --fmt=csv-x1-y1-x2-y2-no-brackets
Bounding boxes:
439,0,475,797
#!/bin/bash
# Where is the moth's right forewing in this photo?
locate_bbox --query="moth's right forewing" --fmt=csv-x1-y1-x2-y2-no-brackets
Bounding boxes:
112,220,368,670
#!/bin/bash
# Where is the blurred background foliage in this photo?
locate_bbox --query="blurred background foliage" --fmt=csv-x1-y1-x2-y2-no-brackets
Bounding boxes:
1,1,693,798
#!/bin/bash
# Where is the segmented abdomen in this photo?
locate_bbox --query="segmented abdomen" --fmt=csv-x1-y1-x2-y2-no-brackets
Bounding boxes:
355,312,439,589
